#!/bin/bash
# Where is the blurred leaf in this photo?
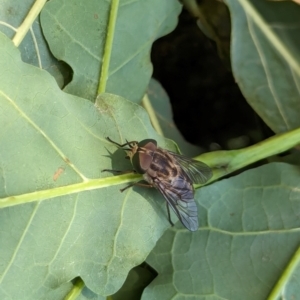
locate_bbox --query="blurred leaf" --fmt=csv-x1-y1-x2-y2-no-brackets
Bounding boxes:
41,0,182,102
225,0,300,133
182,0,231,68
0,33,177,299
0,0,70,87
280,151,300,165
146,78,202,157
269,0,300,4
144,163,300,300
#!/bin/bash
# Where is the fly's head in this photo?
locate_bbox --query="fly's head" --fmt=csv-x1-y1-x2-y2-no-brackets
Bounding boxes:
106,137,158,175
129,139,157,174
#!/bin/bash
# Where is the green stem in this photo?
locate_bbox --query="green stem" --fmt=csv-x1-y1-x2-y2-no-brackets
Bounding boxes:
267,246,300,300
64,277,85,300
142,94,164,136
196,127,300,183
13,0,47,47
0,173,141,209
97,0,119,94
1,128,300,208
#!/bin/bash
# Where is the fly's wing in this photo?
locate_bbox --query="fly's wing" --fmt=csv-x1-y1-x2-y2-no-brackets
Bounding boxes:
153,175,198,231
167,151,212,184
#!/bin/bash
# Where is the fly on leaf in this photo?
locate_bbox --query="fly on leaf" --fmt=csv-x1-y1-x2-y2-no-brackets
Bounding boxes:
104,137,212,231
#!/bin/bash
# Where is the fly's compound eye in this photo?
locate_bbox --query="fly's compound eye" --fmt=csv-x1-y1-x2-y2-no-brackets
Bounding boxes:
132,151,152,174
131,139,157,174
137,139,157,151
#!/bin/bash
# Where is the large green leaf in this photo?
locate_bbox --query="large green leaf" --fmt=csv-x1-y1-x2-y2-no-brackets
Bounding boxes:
0,32,177,298
144,163,300,300
225,0,300,133
40,0,182,102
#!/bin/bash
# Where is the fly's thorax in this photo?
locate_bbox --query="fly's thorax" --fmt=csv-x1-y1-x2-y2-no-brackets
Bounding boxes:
146,148,180,180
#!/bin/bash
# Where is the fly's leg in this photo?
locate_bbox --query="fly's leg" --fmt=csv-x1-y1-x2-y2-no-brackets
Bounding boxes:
120,181,153,192
119,183,135,192
102,169,150,192
102,168,136,192
106,137,138,149
166,203,174,227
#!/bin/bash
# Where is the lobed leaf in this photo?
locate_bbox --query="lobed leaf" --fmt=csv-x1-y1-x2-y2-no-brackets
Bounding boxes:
40,0,182,102
0,32,177,298
225,0,300,133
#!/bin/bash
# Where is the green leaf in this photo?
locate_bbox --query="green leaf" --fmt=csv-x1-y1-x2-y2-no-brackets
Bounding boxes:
40,0,182,102
144,162,300,300
0,32,176,298
0,0,70,88
268,246,300,299
143,163,300,300
225,0,300,133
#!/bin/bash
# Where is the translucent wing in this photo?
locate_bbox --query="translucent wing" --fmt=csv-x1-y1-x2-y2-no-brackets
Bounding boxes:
153,175,198,231
167,151,212,184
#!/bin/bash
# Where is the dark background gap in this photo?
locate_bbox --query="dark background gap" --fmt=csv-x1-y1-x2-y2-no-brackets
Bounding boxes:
151,8,273,151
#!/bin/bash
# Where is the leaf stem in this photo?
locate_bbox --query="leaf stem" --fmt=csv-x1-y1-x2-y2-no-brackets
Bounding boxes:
0,173,141,209
142,94,164,136
12,0,47,47
1,128,300,208
267,246,300,300
196,126,300,183
64,277,85,300
97,0,119,95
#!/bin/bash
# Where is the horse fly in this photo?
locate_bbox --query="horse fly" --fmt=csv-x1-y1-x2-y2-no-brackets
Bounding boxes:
103,137,212,231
